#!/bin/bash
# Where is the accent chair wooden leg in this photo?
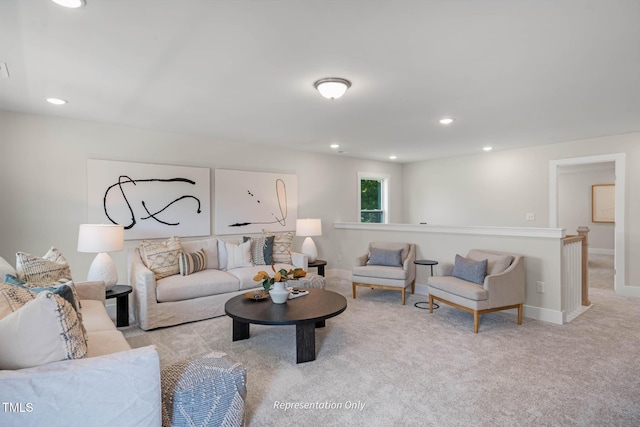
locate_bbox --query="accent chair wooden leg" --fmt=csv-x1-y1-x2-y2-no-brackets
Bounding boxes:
401,288,406,305
473,311,479,333
429,294,434,313
411,280,415,294
517,304,523,325
352,283,357,299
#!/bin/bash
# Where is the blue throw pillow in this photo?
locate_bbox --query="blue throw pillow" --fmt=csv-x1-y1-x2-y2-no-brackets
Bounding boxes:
368,247,403,267
452,255,488,285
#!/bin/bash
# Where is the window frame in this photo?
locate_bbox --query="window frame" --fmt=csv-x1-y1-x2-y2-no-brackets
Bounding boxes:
357,172,390,224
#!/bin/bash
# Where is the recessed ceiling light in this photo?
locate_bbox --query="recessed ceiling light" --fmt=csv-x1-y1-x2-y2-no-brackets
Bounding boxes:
46,98,67,105
439,118,454,125
51,0,85,8
330,143,340,149
389,155,397,160
483,146,493,152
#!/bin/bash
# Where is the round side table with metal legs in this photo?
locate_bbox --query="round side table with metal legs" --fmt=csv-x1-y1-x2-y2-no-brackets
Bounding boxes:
414,260,439,310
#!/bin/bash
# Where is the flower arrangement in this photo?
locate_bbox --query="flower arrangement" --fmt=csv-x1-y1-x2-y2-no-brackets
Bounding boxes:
253,265,307,292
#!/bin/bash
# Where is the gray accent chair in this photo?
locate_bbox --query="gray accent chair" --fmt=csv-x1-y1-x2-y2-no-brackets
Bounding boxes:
427,249,526,333
352,242,416,304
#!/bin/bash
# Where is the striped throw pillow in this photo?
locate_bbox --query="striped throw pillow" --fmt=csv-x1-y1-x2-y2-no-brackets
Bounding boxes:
179,250,207,276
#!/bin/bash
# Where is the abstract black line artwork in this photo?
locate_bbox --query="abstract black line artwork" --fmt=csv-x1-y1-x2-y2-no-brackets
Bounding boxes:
103,176,202,229
88,160,210,240
215,169,297,235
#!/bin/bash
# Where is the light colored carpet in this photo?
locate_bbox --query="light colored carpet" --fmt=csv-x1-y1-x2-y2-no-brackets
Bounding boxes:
123,261,639,426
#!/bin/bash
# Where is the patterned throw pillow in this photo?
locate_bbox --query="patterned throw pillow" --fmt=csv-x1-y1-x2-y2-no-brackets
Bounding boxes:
262,231,294,264
243,237,264,266
15,247,72,285
0,283,88,370
179,250,207,276
141,236,183,280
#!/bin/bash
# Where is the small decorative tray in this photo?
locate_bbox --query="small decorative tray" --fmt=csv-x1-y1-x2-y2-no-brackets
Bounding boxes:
242,290,270,301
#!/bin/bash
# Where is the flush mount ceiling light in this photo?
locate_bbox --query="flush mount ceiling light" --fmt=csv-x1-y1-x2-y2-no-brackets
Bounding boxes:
330,143,340,149
483,146,494,152
439,117,454,125
314,78,351,100
46,97,67,105
389,155,398,160
51,0,86,7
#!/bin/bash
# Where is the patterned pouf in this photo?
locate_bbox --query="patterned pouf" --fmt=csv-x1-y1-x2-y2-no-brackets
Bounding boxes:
294,273,326,289
161,351,246,427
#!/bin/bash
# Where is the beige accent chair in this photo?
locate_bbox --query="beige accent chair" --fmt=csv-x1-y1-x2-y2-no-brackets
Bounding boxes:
427,249,525,333
352,242,416,304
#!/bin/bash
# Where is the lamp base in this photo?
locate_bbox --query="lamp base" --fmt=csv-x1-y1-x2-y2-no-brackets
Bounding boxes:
301,237,318,263
87,252,118,291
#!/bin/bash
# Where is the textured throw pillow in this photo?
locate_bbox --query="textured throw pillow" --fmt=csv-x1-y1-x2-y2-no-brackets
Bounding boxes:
225,241,253,270
15,247,72,285
262,231,293,264
141,236,183,280
0,281,36,319
467,250,514,276
0,288,88,370
452,254,488,285
179,250,207,276
368,247,404,267
243,236,275,266
5,274,80,312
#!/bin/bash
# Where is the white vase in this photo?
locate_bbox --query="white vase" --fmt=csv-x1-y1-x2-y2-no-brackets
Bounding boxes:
269,281,289,304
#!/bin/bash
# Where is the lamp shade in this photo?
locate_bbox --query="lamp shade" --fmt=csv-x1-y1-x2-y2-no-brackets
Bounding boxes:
296,219,322,237
77,224,124,253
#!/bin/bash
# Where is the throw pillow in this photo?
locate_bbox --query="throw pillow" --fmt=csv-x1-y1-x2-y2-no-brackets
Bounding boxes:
243,236,274,266
15,247,72,285
141,236,183,280
179,250,207,276
452,254,488,285
467,250,514,276
0,289,88,370
368,247,404,267
225,241,253,270
262,231,293,264
0,281,36,319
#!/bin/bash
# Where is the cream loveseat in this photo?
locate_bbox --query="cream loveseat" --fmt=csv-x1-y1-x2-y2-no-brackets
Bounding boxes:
0,257,162,427
128,236,308,331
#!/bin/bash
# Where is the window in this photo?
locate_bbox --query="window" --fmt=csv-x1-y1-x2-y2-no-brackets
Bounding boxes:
358,172,389,223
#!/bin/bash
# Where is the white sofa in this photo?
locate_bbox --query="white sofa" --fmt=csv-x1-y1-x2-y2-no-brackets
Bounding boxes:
128,236,308,331
0,257,162,427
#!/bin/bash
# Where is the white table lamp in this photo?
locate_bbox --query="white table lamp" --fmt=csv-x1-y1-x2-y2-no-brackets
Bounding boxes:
77,224,124,291
296,218,322,262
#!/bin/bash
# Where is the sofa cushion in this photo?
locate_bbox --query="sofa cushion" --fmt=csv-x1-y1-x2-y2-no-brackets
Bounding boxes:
0,289,87,370
15,247,72,285
467,250,514,276
263,231,294,264
181,238,219,270
226,264,296,291
179,250,207,276
452,255,487,285
86,330,132,358
141,236,183,280
428,275,489,301
226,241,253,270
352,265,409,281
156,269,240,303
368,247,403,267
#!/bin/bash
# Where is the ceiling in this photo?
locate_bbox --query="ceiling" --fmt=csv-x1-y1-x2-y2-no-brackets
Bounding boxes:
1,1,639,163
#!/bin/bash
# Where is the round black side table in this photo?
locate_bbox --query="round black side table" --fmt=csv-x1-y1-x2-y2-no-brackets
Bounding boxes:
106,285,132,327
414,260,439,310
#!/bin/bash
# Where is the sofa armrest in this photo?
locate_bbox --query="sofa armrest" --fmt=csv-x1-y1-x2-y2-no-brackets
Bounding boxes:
484,256,526,307
127,247,158,331
291,251,308,270
74,280,106,304
355,253,368,267
0,345,161,427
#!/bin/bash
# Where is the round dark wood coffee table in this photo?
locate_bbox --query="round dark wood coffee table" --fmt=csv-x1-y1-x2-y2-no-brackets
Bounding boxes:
224,288,347,363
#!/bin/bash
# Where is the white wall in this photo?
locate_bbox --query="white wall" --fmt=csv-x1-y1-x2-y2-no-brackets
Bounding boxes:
0,111,404,281
403,132,640,287
558,163,615,252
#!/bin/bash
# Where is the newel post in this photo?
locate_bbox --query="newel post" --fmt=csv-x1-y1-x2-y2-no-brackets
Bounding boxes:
577,226,590,306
